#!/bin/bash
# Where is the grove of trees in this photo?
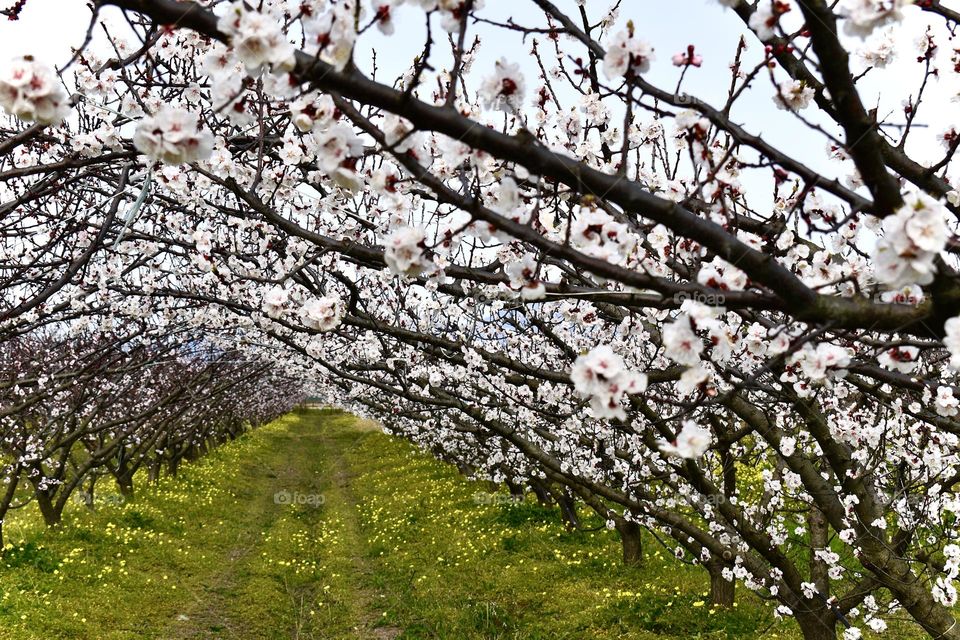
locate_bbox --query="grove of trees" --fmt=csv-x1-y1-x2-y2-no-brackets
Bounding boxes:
3,0,960,638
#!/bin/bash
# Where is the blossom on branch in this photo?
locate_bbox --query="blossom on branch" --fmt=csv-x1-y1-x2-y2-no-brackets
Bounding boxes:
504,253,546,301
480,58,526,113
872,192,948,289
262,285,289,319
658,421,712,459
603,23,655,79
300,296,344,332
0,57,69,125
133,106,213,165
773,80,815,111
571,345,648,420
384,226,429,276
217,2,296,75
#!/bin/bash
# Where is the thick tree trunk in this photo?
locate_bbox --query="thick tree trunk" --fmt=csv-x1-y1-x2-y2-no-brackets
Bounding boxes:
116,473,134,498
35,490,63,526
706,560,734,607
795,609,837,640
148,460,162,484
505,479,525,497
529,479,553,506
614,519,643,566
556,490,580,530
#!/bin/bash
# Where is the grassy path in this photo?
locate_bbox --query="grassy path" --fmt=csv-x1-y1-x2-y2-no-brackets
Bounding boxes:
0,409,810,639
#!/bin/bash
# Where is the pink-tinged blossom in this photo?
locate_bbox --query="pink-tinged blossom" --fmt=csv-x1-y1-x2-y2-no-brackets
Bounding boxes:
697,257,747,292
774,80,815,111
372,0,401,35
858,29,897,68
936,386,959,417
570,209,636,265
787,342,852,383
663,315,703,366
303,6,357,71
749,0,791,41
262,285,289,319
872,192,948,288
479,58,526,112
0,57,69,125
133,106,213,165
299,296,343,332
504,253,546,301
658,421,712,459
384,226,429,276
603,24,655,79
413,0,487,32
314,122,364,189
671,45,703,67
290,93,335,133
570,345,647,420
217,2,296,75
877,346,919,373
841,0,911,38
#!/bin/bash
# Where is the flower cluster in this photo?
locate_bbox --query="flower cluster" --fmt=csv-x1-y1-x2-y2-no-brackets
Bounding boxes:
658,421,712,459
504,253,546,300
663,315,703,366
749,0,791,41
603,23,656,79
0,57,69,125
384,226,429,276
841,0,911,38
671,45,703,68
873,192,948,288
570,345,648,420
133,106,214,165
262,285,289,319
774,80,815,111
303,4,357,71
786,342,852,383
299,296,343,332
217,2,296,75
570,209,636,265
479,58,526,113
314,122,365,190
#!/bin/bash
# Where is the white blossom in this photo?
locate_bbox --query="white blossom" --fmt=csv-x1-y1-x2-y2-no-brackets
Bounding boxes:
479,58,526,112
133,106,213,165
262,285,289,318
659,421,712,459
384,226,429,276
0,57,69,125
603,24,655,79
570,345,647,420
873,192,948,289
217,2,296,74
299,296,343,332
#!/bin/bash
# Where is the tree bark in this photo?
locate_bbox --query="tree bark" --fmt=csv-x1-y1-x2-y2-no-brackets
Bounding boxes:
795,609,837,640
615,519,643,566
706,560,734,607
35,490,62,526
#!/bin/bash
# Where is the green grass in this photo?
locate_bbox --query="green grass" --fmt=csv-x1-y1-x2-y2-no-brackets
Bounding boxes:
0,408,914,638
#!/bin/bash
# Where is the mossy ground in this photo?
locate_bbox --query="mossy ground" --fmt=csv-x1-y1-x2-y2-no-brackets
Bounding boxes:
0,408,904,638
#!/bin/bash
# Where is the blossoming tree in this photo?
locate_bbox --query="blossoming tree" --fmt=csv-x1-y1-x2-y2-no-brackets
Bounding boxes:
4,0,960,638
